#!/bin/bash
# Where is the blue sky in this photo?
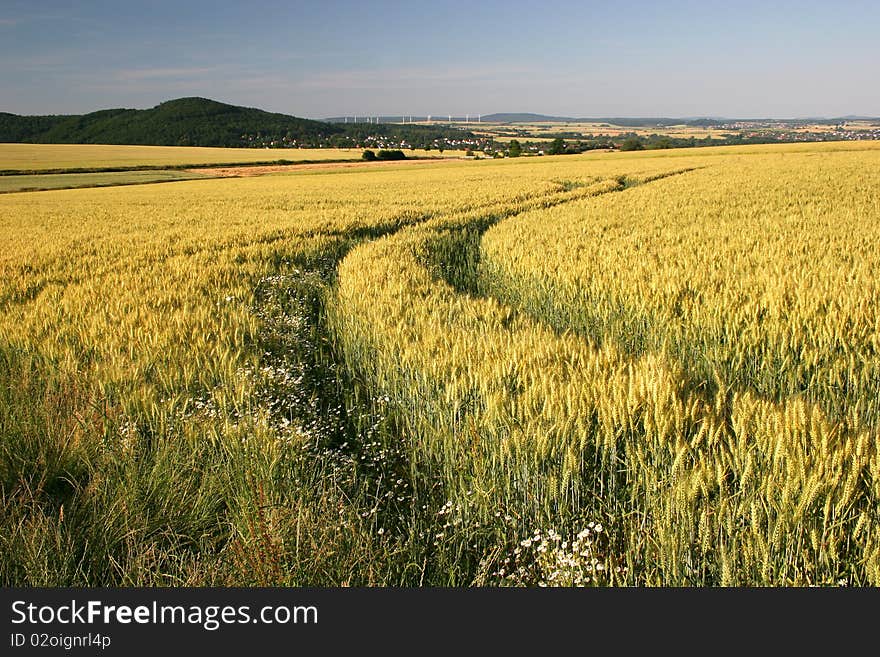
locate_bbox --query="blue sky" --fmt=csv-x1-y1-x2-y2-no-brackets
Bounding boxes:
1,0,878,118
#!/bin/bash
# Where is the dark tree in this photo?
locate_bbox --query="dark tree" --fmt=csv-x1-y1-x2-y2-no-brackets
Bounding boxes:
376,149,406,160
620,137,645,151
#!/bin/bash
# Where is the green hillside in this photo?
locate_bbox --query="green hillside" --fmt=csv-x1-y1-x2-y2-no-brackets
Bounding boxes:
1,98,343,147
0,113,71,141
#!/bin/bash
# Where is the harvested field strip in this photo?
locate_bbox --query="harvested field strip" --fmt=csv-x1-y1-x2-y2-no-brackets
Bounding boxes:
0,144,368,173
0,170,210,194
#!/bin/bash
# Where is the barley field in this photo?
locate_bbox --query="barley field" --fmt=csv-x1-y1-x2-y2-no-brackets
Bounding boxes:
2,142,878,586
0,143,441,173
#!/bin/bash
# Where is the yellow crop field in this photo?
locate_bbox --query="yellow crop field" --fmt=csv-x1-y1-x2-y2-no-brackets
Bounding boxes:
0,143,386,172
2,141,878,586
478,149,880,583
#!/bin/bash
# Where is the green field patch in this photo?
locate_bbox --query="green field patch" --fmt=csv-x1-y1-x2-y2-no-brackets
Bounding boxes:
0,169,208,193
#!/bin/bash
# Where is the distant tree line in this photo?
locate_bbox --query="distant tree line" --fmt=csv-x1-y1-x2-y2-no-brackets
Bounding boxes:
0,113,69,141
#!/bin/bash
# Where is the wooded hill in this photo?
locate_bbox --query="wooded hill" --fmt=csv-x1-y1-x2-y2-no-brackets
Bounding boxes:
0,97,478,149
0,98,342,147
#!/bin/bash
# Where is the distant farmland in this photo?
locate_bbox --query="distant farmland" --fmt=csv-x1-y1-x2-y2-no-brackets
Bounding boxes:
0,143,372,173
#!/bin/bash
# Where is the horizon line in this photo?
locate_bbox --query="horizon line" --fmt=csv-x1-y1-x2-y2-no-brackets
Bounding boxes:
3,97,878,122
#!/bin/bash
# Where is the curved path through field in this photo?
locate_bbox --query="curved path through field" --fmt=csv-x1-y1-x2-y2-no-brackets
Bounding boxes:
329,159,880,585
